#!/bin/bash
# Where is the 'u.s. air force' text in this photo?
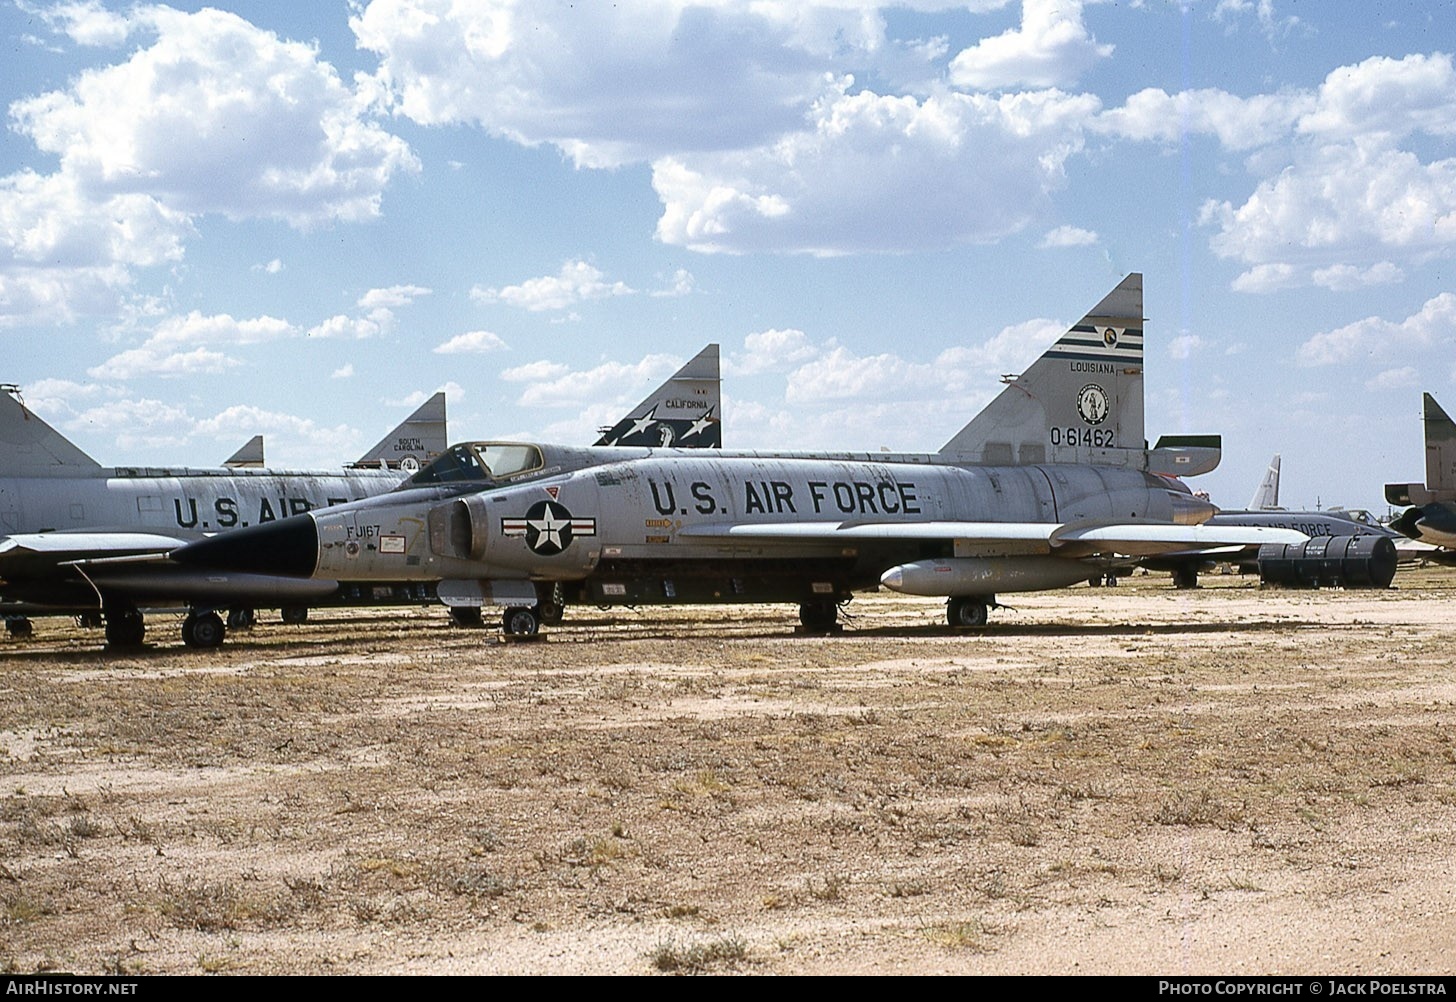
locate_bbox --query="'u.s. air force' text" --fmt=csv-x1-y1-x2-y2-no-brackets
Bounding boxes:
647,479,921,517
171,495,357,529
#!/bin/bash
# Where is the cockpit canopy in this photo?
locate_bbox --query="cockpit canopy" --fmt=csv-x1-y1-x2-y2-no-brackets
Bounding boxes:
404,442,544,486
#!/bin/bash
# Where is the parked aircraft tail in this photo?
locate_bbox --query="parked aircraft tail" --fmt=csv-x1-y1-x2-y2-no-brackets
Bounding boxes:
594,344,721,448
1386,393,1456,507
350,392,447,472
0,385,102,476
1422,392,1456,495
935,275,1221,477
1249,454,1282,510
225,435,265,469
937,274,1147,468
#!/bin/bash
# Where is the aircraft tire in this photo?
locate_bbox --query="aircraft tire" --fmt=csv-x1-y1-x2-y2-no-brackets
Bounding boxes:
947,596,989,629
183,611,226,649
502,606,539,637
798,599,838,632
6,617,33,639
1171,566,1199,590
227,607,256,629
536,601,564,627
448,606,484,628
281,605,309,626
105,610,145,649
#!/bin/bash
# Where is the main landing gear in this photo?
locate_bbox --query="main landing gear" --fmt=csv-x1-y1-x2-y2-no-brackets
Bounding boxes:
104,607,146,649
946,596,991,628
798,599,839,633
1171,565,1200,590
182,610,226,649
5,617,33,639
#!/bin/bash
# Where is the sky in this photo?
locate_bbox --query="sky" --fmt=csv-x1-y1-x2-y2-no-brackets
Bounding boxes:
3,0,1455,515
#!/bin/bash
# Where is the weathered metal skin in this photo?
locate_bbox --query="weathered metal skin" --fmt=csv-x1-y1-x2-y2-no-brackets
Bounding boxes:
229,457,1195,594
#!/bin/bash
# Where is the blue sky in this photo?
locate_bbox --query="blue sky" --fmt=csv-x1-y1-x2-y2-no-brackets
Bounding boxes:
3,0,1454,513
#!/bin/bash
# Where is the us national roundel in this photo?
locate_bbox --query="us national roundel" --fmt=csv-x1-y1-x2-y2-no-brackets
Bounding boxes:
502,500,597,556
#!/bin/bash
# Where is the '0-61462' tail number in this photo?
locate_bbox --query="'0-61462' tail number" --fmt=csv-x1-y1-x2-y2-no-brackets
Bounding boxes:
1051,427,1116,447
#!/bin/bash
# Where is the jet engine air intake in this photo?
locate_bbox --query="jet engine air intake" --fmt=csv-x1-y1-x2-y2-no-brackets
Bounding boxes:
430,495,491,561
1256,535,1397,589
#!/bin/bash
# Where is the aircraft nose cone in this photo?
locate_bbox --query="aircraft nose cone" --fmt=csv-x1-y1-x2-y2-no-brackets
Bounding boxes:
171,515,320,577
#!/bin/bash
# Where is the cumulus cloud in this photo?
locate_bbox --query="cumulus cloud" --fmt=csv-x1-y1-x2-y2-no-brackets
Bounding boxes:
471,261,633,311
948,0,1113,90
509,355,682,408
358,285,431,309
1168,334,1206,360
727,328,820,375
434,330,509,354
351,0,852,168
1296,293,1456,366
89,311,296,379
11,6,418,227
1366,367,1419,391
0,4,416,326
654,85,1099,254
1039,225,1098,248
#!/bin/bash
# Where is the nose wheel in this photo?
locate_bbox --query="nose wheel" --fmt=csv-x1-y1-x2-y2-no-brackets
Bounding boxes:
502,606,540,637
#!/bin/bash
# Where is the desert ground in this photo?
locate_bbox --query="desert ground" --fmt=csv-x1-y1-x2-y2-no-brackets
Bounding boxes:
2,567,1455,976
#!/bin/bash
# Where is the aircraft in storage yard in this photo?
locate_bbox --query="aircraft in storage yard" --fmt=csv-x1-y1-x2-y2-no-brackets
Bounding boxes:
0,345,722,649
0,387,448,647
167,273,1312,638
1383,392,1456,564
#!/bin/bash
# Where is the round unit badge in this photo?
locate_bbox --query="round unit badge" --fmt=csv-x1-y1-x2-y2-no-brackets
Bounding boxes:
1077,383,1109,425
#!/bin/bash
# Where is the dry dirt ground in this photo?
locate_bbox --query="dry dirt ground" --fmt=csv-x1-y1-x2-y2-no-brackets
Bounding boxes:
2,568,1456,976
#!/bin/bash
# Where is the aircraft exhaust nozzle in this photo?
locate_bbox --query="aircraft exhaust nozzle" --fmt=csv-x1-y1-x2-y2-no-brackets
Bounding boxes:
1167,490,1218,525
170,515,321,578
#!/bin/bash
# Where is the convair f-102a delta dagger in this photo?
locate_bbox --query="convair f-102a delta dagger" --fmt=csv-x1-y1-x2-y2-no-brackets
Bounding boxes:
167,273,1310,637
0,388,448,646
0,346,724,648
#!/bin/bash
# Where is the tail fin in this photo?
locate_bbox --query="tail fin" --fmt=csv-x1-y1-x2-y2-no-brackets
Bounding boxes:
1385,393,1456,506
351,391,447,472
224,434,265,468
1423,392,1456,493
937,274,1144,467
0,385,102,476
1248,454,1282,510
594,343,720,448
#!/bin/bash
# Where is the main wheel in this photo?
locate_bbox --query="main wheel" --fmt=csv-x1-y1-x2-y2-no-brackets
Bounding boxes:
536,601,564,626
183,611,226,649
5,618,33,639
280,605,309,625
227,607,256,629
1171,566,1199,590
105,609,145,648
502,606,539,637
946,596,989,628
798,599,838,632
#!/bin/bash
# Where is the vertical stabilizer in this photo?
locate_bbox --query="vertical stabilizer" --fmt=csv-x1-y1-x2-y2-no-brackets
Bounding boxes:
1248,454,1282,510
352,392,447,472
0,386,102,476
594,343,721,448
938,274,1144,467
225,435,265,468
1423,393,1456,493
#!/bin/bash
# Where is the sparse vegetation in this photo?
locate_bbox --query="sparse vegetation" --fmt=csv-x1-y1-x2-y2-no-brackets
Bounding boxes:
1,577,1455,973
